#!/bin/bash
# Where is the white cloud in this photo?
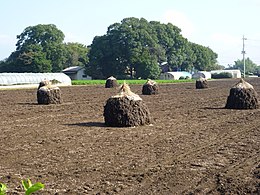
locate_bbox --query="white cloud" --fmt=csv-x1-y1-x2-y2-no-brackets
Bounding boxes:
161,10,195,38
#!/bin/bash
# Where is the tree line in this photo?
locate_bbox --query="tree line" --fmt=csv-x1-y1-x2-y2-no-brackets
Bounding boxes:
0,24,89,73
0,17,232,79
87,17,221,79
226,58,260,76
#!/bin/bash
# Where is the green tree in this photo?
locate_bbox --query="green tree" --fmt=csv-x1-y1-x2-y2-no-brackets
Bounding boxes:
179,42,196,71
87,35,116,79
134,46,161,79
150,21,192,71
118,17,160,79
87,17,218,79
229,58,258,75
63,42,89,68
6,24,65,72
7,44,51,72
88,17,161,79
191,42,218,71
0,59,12,72
87,17,187,79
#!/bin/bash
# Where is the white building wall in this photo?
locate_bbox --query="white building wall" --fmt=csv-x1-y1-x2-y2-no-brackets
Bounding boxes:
211,70,241,78
76,69,92,80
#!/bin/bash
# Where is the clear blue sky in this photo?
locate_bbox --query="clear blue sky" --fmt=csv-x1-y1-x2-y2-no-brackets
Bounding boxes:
1,0,260,66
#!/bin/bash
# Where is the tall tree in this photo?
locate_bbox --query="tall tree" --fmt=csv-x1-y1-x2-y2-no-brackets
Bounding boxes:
6,24,65,72
87,17,219,79
88,18,178,79
7,44,51,72
150,21,192,70
179,42,196,71
64,43,89,68
87,35,116,79
190,43,218,71
117,17,161,79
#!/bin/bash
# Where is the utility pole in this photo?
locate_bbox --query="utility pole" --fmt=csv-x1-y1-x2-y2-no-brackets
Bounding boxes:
242,35,247,78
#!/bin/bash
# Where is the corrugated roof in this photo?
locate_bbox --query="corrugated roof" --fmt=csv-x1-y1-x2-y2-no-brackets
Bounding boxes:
62,66,84,73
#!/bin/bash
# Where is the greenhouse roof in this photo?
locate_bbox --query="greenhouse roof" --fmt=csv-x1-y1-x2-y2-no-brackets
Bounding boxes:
0,73,71,86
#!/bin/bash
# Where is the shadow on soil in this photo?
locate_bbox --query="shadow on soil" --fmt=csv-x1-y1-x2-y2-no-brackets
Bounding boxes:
65,122,106,127
202,107,225,110
18,102,39,105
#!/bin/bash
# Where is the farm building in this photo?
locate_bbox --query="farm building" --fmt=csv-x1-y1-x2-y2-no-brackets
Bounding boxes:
211,69,241,78
0,73,71,86
62,66,92,80
192,71,211,79
160,71,192,80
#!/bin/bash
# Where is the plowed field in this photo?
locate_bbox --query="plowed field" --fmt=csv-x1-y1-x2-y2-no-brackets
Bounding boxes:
0,78,259,194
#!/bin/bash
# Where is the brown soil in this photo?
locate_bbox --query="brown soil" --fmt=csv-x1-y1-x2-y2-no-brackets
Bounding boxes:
0,78,259,195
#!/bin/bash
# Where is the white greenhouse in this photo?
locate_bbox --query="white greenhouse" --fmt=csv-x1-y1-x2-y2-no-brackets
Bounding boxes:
160,71,192,80
192,71,212,79
0,73,72,86
211,70,241,78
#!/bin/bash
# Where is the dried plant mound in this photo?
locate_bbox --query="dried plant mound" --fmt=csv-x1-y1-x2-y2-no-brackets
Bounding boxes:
105,76,118,88
37,81,62,104
196,78,208,89
225,79,258,109
104,83,152,127
142,79,159,95
38,79,52,90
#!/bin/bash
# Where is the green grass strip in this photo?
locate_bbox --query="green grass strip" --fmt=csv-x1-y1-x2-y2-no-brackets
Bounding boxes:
72,79,194,85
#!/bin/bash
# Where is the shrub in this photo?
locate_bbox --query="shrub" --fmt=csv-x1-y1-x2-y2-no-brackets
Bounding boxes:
212,72,232,79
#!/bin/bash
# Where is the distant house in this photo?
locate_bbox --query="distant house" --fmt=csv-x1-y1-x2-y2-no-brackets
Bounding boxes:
160,71,192,80
211,69,241,78
192,71,212,79
62,66,92,80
